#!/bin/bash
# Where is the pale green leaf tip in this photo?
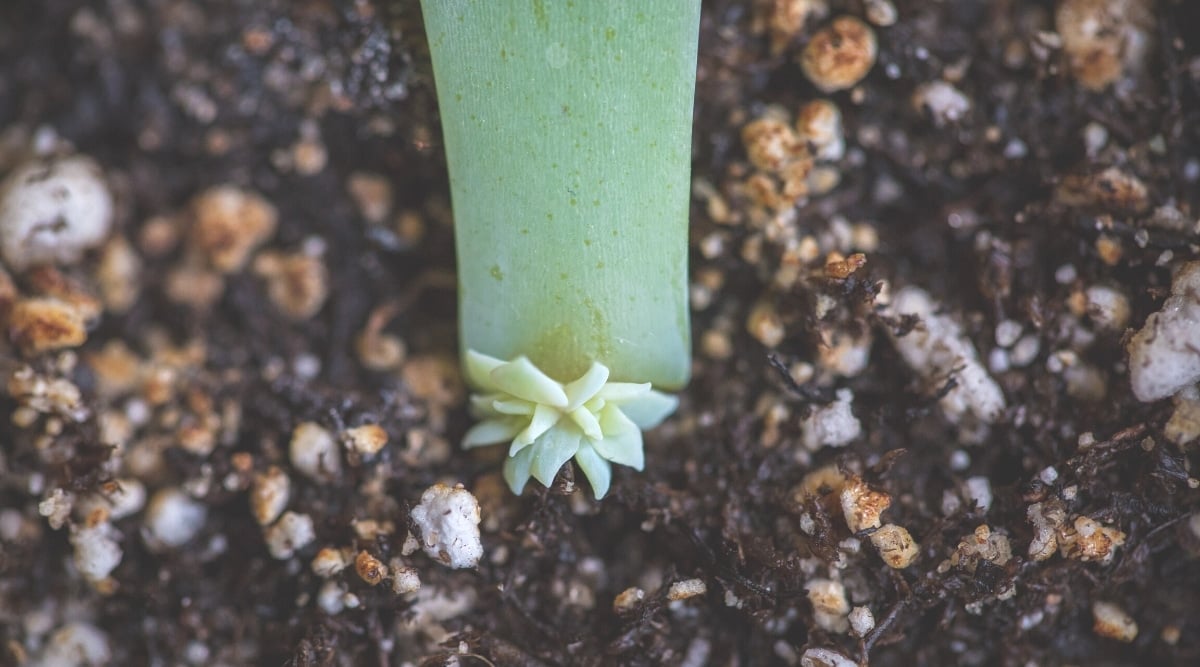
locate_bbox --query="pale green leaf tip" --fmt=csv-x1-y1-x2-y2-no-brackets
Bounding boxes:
463,350,677,499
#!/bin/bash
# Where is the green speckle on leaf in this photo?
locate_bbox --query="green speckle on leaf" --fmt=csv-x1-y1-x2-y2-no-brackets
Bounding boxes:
531,0,548,31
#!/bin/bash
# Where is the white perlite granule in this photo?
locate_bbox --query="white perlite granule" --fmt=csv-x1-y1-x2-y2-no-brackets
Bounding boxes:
801,388,862,450
75,479,147,522
1127,261,1200,402
885,286,1006,425
0,155,113,271
70,519,122,583
143,488,206,549
264,511,315,560
410,483,483,569
800,647,857,667
849,606,875,636
913,81,971,127
38,488,73,530
806,578,850,633
667,578,708,601
964,476,993,513
36,622,112,667
289,422,342,482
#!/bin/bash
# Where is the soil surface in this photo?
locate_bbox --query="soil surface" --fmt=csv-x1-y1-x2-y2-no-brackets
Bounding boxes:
1,1,1198,666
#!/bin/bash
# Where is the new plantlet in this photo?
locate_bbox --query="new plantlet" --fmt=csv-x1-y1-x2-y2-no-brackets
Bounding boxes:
421,1,700,497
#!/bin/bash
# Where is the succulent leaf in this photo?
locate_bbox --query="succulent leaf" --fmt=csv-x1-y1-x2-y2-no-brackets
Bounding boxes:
463,351,675,498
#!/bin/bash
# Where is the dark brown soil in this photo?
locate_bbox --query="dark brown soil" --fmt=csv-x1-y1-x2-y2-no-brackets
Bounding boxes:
1,1,1198,666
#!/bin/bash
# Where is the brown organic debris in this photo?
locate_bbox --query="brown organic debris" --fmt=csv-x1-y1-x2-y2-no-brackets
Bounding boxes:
799,16,877,92
189,186,278,273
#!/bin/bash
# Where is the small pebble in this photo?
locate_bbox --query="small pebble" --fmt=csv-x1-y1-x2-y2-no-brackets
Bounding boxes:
800,17,878,93
342,424,389,458
311,547,351,578
613,586,646,613
840,476,891,533
355,550,388,585
870,523,918,568
188,185,278,273
1092,601,1138,642
806,578,850,632
250,466,290,526
848,606,875,637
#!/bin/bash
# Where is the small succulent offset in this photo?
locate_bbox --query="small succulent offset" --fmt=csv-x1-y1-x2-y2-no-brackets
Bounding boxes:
462,351,678,498
421,1,700,497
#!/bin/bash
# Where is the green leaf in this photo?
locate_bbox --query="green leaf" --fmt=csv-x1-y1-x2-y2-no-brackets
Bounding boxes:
597,382,652,403
492,398,535,415
530,425,582,486
511,403,560,452
564,362,609,410
465,350,505,390
490,356,569,407
584,397,606,413
568,406,604,441
463,418,522,449
619,390,679,429
469,393,503,418
591,426,644,471
503,444,536,495
574,442,613,500
426,0,699,389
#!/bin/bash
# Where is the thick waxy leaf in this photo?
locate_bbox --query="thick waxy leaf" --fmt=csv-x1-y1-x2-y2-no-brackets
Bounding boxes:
463,418,522,449
490,356,569,407
503,444,536,495
564,362,610,411
530,425,582,486
512,403,560,451
597,382,653,404
593,404,644,469
426,1,698,390
574,442,613,499
465,350,505,390
621,391,680,429
569,407,604,441
492,398,535,415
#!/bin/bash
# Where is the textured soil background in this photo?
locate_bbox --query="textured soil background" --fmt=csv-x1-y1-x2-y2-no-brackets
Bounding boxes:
1,0,1199,666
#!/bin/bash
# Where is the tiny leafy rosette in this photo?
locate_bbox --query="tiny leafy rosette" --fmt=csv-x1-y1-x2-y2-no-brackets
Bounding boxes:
463,351,677,499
